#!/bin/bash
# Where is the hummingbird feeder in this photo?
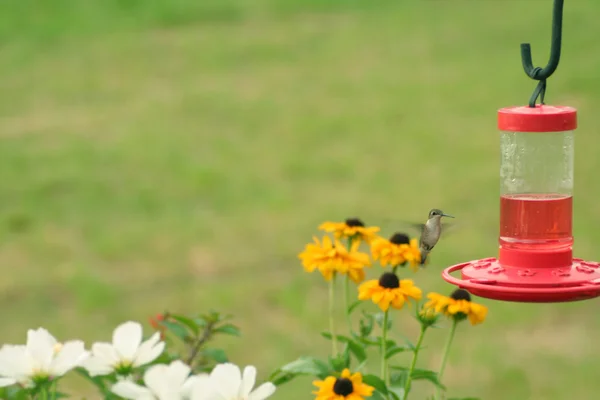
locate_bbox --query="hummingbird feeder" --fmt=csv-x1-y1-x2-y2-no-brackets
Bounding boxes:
442,0,600,303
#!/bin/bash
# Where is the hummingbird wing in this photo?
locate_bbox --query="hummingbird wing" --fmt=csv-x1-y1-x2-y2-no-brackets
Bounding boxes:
372,218,459,241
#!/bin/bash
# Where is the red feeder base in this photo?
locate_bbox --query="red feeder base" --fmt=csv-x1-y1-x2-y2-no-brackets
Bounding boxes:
442,257,600,303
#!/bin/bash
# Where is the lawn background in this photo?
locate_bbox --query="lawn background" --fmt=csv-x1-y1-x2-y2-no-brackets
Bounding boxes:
1,1,600,399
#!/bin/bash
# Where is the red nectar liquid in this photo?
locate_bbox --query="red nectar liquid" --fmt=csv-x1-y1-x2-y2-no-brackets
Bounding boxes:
500,194,573,250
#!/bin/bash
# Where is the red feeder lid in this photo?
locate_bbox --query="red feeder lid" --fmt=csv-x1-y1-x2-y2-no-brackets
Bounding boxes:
498,105,577,132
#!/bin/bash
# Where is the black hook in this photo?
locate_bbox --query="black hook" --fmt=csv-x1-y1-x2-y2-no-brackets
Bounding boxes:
520,0,564,107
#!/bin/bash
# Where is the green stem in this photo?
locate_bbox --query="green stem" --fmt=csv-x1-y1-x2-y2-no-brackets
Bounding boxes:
380,310,390,383
328,274,338,356
344,238,354,335
344,275,352,334
435,319,459,400
403,326,427,399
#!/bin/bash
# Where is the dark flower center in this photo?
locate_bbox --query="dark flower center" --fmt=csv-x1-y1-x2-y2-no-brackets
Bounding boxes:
345,218,365,227
389,233,410,245
333,377,354,396
379,272,400,289
450,289,471,302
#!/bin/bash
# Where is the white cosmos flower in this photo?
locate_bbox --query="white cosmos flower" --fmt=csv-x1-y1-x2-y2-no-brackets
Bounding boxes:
0,328,88,387
111,360,202,400
82,321,165,376
191,363,276,400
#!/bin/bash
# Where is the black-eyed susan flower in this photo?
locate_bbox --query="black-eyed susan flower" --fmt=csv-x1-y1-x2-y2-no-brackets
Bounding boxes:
313,368,374,400
424,289,488,325
370,233,422,271
298,236,371,283
318,218,380,244
358,272,422,311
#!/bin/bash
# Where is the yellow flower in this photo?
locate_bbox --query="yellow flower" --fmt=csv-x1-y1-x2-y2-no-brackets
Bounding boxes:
358,272,422,311
424,289,488,325
370,233,422,271
298,235,371,283
319,218,380,244
313,368,374,400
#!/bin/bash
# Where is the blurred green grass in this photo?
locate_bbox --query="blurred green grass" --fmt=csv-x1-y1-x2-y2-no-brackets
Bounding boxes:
1,0,600,399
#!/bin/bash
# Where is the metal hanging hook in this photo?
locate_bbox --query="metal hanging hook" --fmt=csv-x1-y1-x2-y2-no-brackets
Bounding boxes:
520,0,564,107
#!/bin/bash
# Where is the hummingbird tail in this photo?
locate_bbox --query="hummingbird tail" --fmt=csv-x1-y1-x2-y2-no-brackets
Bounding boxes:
420,251,429,266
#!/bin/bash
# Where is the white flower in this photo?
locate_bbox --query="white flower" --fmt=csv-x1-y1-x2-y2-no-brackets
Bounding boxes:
111,360,201,400
0,328,88,387
191,363,276,400
82,321,165,376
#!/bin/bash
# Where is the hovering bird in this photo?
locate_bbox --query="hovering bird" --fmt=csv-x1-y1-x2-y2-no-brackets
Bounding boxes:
416,209,454,266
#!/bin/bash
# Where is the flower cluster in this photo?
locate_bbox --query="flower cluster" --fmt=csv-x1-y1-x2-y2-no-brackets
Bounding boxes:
0,317,275,400
0,215,491,400
282,217,489,400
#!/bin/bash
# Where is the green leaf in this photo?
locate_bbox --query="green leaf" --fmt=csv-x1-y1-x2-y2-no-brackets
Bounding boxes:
369,392,388,400
329,350,350,372
214,323,241,336
320,332,349,342
359,311,374,337
169,314,200,335
347,339,367,363
389,369,408,387
362,374,388,395
389,367,446,390
356,336,380,346
270,372,297,386
347,300,362,315
389,389,403,400
202,348,229,363
160,320,190,341
321,332,367,363
280,356,331,378
385,344,412,359
0,387,29,400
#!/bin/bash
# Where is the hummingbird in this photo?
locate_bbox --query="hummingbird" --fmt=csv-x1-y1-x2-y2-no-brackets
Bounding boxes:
417,209,455,266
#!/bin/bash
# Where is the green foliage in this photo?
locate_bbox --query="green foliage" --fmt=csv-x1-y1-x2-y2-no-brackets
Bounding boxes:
156,311,241,372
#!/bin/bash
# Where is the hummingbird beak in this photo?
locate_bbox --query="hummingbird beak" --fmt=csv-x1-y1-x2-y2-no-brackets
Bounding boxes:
441,213,455,218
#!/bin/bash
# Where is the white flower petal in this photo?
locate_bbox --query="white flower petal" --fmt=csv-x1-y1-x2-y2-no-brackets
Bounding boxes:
248,382,276,400
0,345,28,378
239,366,257,397
92,342,120,364
81,341,120,376
112,380,155,400
133,332,164,367
143,364,170,398
81,350,115,377
209,363,242,399
183,374,209,398
164,360,192,391
190,374,219,400
50,340,89,376
26,328,56,371
0,377,16,387
113,321,143,360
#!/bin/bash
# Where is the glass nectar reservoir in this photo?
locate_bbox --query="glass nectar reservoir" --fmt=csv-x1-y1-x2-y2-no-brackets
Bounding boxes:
498,105,577,268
